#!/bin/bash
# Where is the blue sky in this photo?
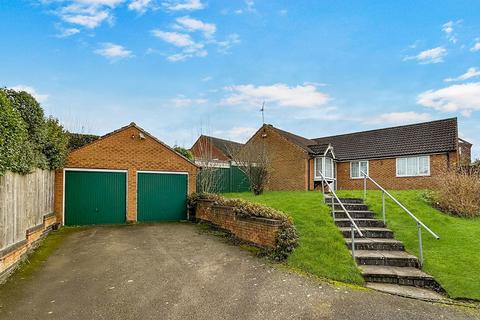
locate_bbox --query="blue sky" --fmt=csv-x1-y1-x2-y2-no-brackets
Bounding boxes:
1,1,480,157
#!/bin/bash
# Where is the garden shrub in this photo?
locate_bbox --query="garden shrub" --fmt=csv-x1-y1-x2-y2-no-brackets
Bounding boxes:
0,91,34,175
428,169,480,217
2,88,48,169
67,132,99,150
43,117,69,169
188,193,299,260
0,88,70,175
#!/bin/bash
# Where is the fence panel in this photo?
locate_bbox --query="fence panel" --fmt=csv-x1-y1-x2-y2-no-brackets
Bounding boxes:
0,169,55,251
196,165,250,194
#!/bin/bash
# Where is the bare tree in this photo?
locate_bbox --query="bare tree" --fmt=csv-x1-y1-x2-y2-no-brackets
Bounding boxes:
226,137,271,195
193,131,222,193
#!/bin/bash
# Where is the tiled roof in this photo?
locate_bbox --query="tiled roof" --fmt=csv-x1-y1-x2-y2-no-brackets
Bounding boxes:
313,118,459,161
307,143,331,155
201,135,244,157
267,126,317,153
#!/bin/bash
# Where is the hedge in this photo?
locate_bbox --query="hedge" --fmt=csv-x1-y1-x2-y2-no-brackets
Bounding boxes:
0,88,69,175
67,132,99,150
188,193,299,260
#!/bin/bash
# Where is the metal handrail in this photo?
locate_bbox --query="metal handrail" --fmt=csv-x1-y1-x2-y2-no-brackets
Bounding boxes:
360,170,439,266
319,172,363,237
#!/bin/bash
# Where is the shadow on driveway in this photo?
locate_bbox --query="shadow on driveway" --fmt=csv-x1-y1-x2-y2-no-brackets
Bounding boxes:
0,223,478,320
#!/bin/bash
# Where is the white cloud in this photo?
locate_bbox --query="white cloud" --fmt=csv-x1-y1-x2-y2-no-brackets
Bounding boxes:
151,29,207,61
417,82,480,116
56,27,81,37
202,76,212,82
162,0,204,11
213,127,257,142
94,43,133,61
128,0,152,13
222,83,330,109
442,20,460,43
170,95,208,107
403,47,446,64
471,41,480,52
445,67,480,82
174,16,216,38
215,33,241,53
10,85,49,103
57,3,113,29
152,30,195,47
367,112,432,124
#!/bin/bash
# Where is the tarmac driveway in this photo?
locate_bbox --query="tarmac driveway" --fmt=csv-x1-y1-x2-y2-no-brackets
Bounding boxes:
0,223,478,320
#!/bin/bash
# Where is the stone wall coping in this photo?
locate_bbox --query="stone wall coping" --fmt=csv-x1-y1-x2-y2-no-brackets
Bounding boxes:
198,199,283,226
26,223,44,235
43,212,56,219
0,239,28,259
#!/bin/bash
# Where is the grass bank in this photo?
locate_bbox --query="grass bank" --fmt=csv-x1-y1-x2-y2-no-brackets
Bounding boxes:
337,189,480,301
225,191,364,285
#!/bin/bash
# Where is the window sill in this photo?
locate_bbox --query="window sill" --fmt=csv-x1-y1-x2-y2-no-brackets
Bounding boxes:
396,174,431,178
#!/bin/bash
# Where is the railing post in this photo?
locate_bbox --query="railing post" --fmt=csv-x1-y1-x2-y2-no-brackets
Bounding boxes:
363,173,367,200
331,193,335,220
382,191,386,224
417,222,423,268
351,224,356,260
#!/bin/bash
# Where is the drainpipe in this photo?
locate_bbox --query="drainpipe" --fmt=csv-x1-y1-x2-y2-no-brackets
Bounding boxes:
307,157,311,191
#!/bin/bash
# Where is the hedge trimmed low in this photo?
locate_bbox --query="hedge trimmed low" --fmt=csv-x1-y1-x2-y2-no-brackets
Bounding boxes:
188,193,299,260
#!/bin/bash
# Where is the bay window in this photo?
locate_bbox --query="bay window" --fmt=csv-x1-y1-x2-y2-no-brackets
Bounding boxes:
396,155,430,177
314,157,335,179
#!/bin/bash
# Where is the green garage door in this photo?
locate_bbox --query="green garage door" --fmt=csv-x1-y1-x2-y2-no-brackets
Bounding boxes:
64,170,126,225
137,172,188,222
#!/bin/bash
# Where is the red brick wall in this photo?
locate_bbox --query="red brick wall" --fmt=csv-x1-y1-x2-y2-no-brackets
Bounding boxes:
54,125,198,223
195,200,280,247
190,136,230,161
335,152,458,190
245,126,309,191
458,142,472,165
0,213,57,280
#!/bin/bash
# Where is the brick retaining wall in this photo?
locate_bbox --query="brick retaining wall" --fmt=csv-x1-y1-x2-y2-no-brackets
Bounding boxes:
195,200,281,248
0,213,58,282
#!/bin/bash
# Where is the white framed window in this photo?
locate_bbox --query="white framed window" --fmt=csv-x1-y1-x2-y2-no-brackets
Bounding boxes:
396,155,430,177
314,157,335,179
350,160,368,179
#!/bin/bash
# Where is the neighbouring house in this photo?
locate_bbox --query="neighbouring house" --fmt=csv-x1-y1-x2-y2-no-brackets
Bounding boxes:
190,135,244,161
190,135,250,193
54,123,198,225
242,117,471,191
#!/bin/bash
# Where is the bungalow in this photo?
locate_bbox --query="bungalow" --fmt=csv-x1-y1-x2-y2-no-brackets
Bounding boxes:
243,117,471,191
190,135,244,161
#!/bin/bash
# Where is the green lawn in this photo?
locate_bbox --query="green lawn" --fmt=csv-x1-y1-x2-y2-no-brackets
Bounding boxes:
225,191,364,285
337,189,480,301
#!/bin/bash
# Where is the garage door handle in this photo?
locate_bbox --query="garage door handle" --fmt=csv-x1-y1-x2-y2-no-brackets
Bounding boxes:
95,208,99,212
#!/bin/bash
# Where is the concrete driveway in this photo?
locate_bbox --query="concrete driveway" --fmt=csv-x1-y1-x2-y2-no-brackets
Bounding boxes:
0,223,478,320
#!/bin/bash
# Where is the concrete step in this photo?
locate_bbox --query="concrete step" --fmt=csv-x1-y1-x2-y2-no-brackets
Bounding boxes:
329,203,369,211
325,197,364,204
345,238,405,251
366,283,445,301
335,218,385,228
360,265,442,291
340,227,394,239
353,250,419,268
334,211,374,219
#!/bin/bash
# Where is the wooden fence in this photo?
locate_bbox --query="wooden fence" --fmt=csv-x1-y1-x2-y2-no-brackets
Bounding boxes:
0,170,54,251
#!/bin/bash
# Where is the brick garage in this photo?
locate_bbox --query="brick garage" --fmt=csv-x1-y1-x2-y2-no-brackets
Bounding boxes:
54,123,198,225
